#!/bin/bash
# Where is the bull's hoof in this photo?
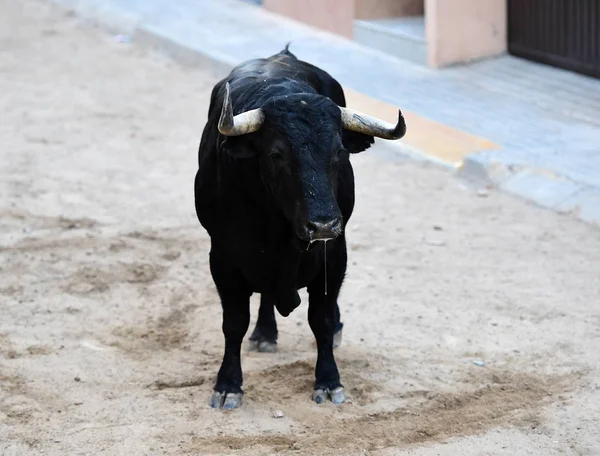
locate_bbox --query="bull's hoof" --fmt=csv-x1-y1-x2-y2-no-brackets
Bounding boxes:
330,387,346,404
312,387,345,405
248,338,277,353
312,389,328,404
209,391,243,409
333,327,343,349
248,327,278,353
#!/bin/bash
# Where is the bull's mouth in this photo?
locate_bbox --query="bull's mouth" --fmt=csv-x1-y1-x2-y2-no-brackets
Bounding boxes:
308,230,338,241
296,230,342,245
296,218,343,244
295,232,342,252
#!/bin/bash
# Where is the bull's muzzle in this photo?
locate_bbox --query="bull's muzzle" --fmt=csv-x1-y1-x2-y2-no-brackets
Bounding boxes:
303,217,343,242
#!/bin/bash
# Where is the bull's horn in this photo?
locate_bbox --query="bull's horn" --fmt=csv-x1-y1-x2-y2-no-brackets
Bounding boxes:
218,82,265,136
339,106,406,140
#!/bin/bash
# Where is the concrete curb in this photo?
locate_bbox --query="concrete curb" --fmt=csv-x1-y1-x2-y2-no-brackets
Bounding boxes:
458,156,600,225
51,0,600,229
53,0,138,35
132,27,237,77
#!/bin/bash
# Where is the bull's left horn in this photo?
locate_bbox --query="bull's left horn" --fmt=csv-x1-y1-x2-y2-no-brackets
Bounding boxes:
339,106,406,140
218,82,265,136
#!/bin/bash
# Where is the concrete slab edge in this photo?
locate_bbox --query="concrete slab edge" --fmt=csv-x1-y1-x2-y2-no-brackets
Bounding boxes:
50,0,600,229
52,0,138,35
459,156,600,227
132,27,238,78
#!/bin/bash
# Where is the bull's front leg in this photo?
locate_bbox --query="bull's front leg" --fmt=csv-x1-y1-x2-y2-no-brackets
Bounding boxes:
306,239,347,405
209,251,251,409
333,302,344,349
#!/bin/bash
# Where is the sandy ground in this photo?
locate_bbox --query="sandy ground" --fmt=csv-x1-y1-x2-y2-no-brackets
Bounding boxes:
1,1,600,455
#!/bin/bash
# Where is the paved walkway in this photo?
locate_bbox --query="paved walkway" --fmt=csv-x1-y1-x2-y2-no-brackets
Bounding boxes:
53,0,600,226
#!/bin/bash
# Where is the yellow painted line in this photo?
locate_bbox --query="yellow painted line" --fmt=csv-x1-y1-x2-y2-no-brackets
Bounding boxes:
344,88,500,167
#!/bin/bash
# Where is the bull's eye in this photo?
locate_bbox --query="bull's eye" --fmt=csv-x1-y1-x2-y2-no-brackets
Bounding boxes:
332,148,345,169
270,151,283,161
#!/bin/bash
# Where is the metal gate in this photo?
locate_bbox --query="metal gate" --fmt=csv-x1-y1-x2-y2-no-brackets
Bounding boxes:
508,0,600,79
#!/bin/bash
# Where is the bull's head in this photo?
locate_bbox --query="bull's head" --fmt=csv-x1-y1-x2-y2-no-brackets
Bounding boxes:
217,82,406,244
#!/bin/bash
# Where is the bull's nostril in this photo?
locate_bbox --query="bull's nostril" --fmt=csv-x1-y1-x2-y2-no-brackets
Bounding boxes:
306,222,320,239
331,219,342,232
306,218,343,240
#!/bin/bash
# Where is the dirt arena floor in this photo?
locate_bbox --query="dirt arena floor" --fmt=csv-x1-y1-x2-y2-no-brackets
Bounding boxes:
1,1,600,454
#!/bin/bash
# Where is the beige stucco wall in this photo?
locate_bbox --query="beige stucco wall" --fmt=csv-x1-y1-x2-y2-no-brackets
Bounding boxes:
264,0,507,68
355,0,424,19
426,0,507,67
263,0,355,38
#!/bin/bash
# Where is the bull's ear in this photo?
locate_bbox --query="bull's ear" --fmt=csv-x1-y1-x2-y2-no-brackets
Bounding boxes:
218,136,256,158
342,130,374,154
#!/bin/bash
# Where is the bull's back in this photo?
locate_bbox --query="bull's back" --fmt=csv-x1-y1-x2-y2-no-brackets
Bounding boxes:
229,50,347,108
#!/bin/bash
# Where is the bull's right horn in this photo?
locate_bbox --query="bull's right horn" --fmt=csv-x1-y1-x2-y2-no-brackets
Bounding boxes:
339,106,406,140
218,82,265,136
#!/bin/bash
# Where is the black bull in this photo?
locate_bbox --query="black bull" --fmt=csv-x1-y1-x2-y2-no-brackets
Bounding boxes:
194,46,406,409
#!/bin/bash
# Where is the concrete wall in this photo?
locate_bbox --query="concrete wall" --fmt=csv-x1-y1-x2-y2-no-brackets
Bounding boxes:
264,0,507,68
426,0,507,67
355,0,424,19
263,0,355,38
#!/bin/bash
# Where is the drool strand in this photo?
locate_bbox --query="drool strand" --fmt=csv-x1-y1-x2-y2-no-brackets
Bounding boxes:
324,240,328,296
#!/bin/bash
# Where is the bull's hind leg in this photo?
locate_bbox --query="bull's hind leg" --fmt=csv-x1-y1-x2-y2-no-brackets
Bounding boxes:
209,250,251,409
248,299,342,353
307,238,347,405
248,294,278,353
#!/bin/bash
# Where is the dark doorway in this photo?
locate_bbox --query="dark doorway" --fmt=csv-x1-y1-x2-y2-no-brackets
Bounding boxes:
508,0,600,79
